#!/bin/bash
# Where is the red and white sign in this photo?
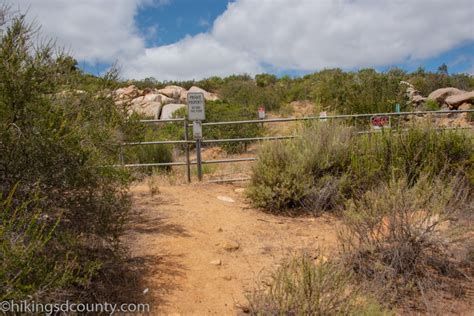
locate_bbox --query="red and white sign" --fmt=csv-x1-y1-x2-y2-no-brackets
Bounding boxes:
371,115,391,129
258,106,266,119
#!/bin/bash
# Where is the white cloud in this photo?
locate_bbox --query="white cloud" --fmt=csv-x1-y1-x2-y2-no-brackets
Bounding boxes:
212,0,474,70
15,0,154,63
120,34,262,80
13,0,474,80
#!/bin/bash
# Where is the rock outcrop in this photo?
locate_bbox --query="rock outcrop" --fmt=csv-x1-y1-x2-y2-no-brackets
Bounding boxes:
427,87,464,105
113,85,218,119
160,103,186,120
158,85,186,99
401,81,425,107
401,82,473,111
445,91,474,109
188,86,219,101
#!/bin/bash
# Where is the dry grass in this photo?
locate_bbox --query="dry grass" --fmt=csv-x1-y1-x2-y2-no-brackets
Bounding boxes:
339,174,471,309
246,253,389,315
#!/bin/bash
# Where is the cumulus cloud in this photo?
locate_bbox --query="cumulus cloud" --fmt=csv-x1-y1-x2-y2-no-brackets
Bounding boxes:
125,0,474,79
13,0,474,80
212,0,474,70
15,0,152,63
120,34,262,80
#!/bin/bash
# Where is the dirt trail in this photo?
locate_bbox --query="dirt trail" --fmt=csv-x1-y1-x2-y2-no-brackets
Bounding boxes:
125,183,340,315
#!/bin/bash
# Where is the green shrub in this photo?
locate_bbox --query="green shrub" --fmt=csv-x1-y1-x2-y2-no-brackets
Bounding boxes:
122,126,174,173
0,10,136,302
424,99,440,111
219,79,284,111
204,101,263,153
1,185,77,301
247,122,355,212
247,122,473,214
247,254,389,315
246,140,314,212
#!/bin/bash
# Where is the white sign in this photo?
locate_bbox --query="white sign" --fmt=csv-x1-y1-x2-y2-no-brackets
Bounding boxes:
193,121,202,139
320,111,328,122
187,92,205,121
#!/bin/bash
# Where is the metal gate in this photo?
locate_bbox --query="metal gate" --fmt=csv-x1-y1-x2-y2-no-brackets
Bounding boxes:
118,109,474,183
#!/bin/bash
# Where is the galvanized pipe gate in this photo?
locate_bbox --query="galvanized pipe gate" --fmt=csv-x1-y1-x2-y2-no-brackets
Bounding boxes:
119,109,474,183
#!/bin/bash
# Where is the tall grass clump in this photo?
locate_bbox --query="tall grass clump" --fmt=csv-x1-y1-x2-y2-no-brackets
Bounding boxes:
247,122,472,214
246,254,389,315
339,174,471,308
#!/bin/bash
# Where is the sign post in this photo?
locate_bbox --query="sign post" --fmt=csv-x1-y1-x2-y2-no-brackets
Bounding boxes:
187,92,205,181
258,106,265,129
183,119,191,183
395,103,400,113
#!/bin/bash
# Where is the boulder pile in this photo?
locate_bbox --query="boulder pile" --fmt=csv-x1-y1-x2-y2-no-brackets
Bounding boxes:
402,82,473,111
113,85,218,119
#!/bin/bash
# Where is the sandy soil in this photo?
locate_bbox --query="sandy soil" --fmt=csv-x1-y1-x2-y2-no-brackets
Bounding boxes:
124,183,340,315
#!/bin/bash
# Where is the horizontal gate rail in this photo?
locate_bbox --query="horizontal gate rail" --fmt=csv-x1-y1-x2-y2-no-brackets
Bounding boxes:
196,109,474,126
140,118,186,123
123,140,191,146
207,177,252,183
201,135,297,144
202,157,257,164
119,161,189,168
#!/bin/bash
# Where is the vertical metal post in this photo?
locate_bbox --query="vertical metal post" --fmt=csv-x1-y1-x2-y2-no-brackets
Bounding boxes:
184,119,191,183
119,145,124,166
196,138,203,181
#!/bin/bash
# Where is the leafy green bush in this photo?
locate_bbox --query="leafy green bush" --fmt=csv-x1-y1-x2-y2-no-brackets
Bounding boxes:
122,125,174,173
424,99,440,111
247,254,389,315
247,122,354,212
1,185,77,301
0,10,136,302
219,79,284,111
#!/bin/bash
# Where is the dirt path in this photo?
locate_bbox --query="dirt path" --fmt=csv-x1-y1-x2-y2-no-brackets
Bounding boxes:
125,183,341,315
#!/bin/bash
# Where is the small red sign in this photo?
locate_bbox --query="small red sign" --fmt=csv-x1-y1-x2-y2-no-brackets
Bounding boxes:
371,115,390,128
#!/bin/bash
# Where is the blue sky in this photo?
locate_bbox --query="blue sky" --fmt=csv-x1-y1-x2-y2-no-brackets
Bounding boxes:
17,0,474,80
136,0,229,47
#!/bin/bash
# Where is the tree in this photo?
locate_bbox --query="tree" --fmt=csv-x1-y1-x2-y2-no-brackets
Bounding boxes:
255,73,277,87
437,63,448,75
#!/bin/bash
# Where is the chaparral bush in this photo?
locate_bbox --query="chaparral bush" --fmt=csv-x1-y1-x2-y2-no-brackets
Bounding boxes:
247,121,472,214
0,9,139,303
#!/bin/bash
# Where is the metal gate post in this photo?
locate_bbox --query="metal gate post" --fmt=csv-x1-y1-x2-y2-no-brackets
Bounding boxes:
184,119,191,183
196,138,203,181
119,145,124,166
